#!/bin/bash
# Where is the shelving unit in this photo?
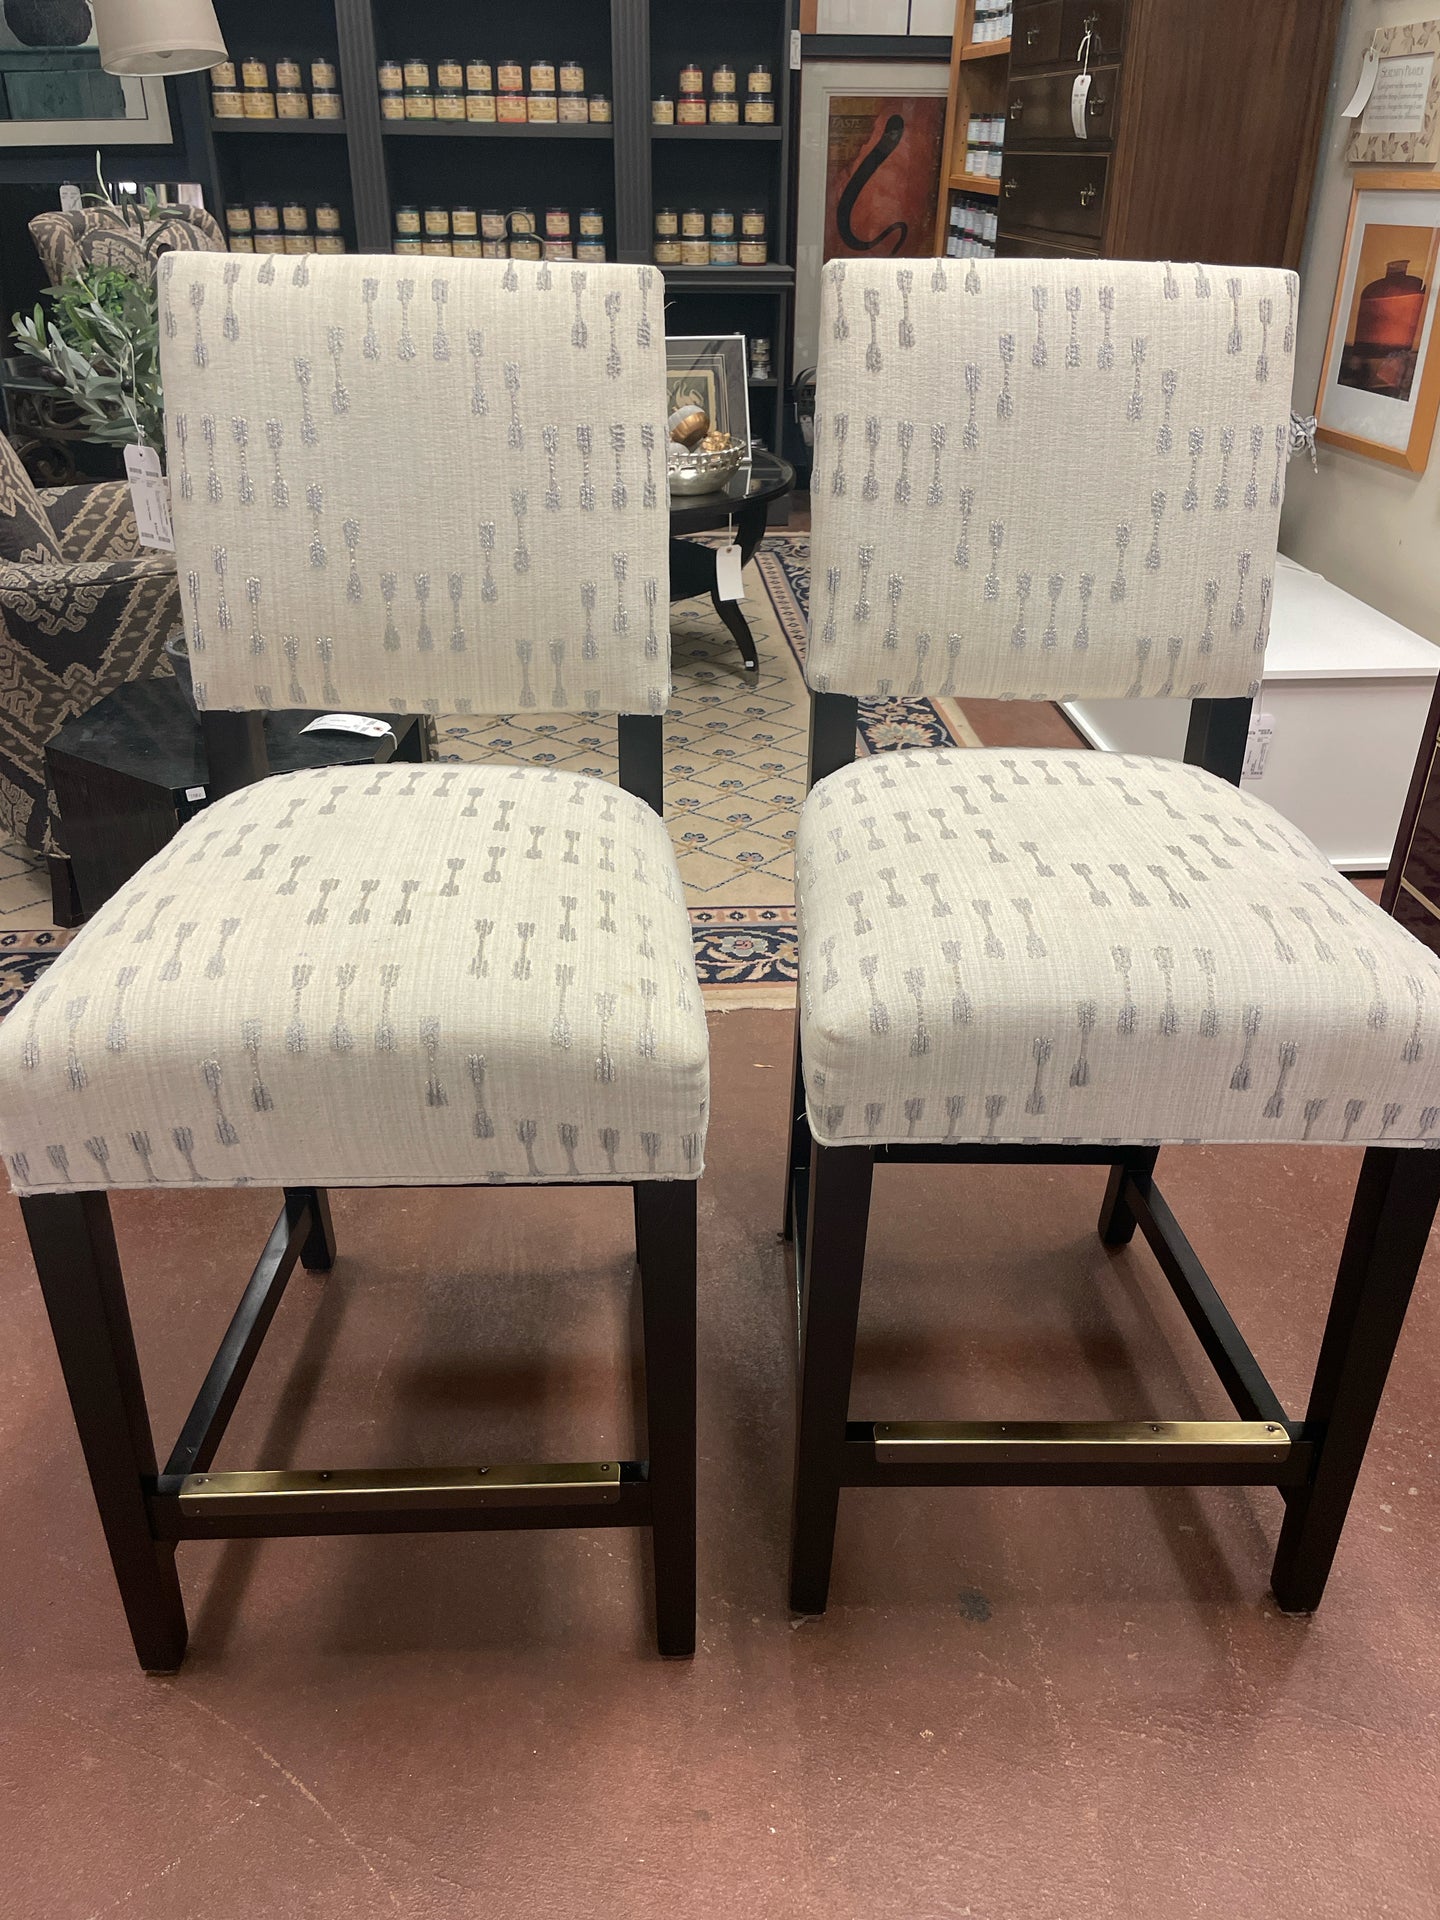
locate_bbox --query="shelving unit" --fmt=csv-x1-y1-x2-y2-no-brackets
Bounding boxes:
181,0,799,451
932,0,1009,253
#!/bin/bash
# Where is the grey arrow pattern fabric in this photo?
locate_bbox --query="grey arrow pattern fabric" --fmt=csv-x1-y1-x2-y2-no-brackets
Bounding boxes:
806,258,1297,704
0,762,709,1192
796,747,1440,1149
158,252,671,719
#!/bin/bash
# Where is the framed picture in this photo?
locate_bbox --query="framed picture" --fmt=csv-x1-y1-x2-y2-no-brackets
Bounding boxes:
794,60,949,373
665,335,751,448
0,4,172,148
1346,20,1440,167
1315,174,1440,473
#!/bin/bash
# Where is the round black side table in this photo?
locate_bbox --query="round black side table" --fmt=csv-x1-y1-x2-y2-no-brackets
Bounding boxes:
669,450,796,673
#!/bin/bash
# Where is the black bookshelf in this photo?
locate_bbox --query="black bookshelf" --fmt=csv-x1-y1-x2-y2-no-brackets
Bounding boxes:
181,0,799,451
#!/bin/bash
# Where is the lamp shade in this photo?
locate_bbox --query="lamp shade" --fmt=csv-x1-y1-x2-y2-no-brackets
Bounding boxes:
91,0,227,75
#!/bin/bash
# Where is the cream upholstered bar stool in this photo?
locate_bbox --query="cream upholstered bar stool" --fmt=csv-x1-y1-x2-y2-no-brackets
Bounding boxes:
0,253,708,1666
785,256,1440,1614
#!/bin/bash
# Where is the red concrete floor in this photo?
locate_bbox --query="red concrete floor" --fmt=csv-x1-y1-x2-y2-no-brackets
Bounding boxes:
2,1004,1439,1918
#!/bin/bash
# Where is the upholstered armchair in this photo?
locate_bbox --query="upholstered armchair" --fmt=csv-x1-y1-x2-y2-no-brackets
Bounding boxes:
0,430,176,876
28,201,226,287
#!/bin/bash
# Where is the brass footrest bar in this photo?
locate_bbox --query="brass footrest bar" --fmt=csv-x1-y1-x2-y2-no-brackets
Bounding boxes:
846,1419,1311,1488
149,1461,649,1540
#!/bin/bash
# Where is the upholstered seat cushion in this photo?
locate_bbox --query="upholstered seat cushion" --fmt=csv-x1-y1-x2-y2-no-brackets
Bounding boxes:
0,763,708,1191
796,747,1440,1149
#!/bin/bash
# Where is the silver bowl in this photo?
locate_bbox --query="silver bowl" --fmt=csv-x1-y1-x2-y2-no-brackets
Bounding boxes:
667,443,747,496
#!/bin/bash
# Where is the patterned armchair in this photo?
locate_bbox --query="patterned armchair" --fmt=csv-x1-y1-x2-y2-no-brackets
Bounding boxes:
0,430,177,863
28,202,226,288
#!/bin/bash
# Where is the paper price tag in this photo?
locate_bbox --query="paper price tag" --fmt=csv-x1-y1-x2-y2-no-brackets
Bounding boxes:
715,542,745,603
300,713,398,739
123,443,174,551
1071,72,1093,139
1342,43,1381,117
1243,712,1275,781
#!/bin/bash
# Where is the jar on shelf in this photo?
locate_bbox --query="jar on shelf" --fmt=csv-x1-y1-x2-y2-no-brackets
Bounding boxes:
467,91,496,121
405,88,435,119
739,236,768,266
436,57,463,90
380,89,405,119
454,236,483,258
680,237,711,267
378,58,403,91
679,60,703,94
276,90,309,118
403,57,430,89
466,60,492,92
496,91,526,123
680,207,706,239
712,62,736,96
544,207,570,238
497,57,523,93
653,237,681,266
527,92,557,123
228,234,254,252
481,238,507,259
315,203,341,232
274,56,301,90
677,94,705,126
509,208,536,235
652,93,674,125
655,207,678,238
210,58,236,88
281,201,308,232
747,61,772,96
253,200,280,231
588,92,611,123
312,57,337,91
316,233,346,254
544,238,574,262
709,95,739,124
559,60,584,94
284,232,315,255
424,206,451,237
480,209,507,239
744,92,774,124
530,59,555,93
394,205,421,236
510,233,542,261
212,89,244,117
710,209,735,238
740,207,767,237
255,232,286,254
452,206,478,237
243,90,276,118
224,204,251,232
422,239,452,256
578,208,604,239
394,235,423,255
313,89,342,118
558,94,587,123
436,88,465,120
240,55,268,89
711,237,738,266
576,240,605,263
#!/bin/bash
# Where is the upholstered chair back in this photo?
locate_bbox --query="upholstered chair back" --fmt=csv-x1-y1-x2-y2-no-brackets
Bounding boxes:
806,258,1297,705
157,253,670,718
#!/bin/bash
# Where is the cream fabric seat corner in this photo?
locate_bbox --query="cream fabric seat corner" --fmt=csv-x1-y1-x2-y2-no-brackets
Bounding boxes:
785,255,1440,1624
0,253,705,1670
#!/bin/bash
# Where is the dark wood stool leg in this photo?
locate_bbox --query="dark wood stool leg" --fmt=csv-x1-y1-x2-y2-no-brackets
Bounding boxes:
1098,1146,1160,1247
1271,1147,1440,1614
782,1025,810,1241
790,1143,874,1614
635,1180,697,1657
709,588,759,671
21,1191,188,1673
284,1187,336,1272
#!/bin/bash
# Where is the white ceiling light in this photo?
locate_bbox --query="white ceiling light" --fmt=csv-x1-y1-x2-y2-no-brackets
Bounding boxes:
91,0,227,76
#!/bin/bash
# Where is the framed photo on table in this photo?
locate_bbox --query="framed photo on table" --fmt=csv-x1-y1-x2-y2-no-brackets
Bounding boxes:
1315,173,1440,473
665,336,751,450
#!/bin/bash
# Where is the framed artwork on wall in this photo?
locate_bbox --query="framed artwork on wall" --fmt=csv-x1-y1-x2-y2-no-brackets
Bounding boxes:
1345,19,1440,168
1315,173,1440,473
794,59,949,373
664,336,751,450
0,4,172,148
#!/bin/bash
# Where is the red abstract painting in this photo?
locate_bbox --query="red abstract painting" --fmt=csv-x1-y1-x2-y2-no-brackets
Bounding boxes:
823,94,947,261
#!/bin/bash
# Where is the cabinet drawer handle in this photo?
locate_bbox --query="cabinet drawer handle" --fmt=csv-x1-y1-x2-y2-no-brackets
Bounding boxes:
1079,182,1098,206
1089,93,1107,114
1009,97,1024,118
1025,24,1040,42
1003,177,1018,196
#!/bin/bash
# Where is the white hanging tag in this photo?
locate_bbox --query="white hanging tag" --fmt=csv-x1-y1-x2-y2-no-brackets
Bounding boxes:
1243,712,1275,780
1071,73,1093,139
300,712,397,739
1341,43,1381,117
123,442,174,551
715,540,745,603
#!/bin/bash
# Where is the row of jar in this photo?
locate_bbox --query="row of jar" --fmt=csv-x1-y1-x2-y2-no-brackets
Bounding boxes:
387,87,610,124
655,206,769,265
963,115,1006,180
395,236,607,262
230,233,348,254
226,201,343,238
210,56,342,121
652,93,773,126
396,205,607,263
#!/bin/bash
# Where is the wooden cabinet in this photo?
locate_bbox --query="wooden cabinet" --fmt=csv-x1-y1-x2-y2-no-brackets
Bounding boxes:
991,0,1341,268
